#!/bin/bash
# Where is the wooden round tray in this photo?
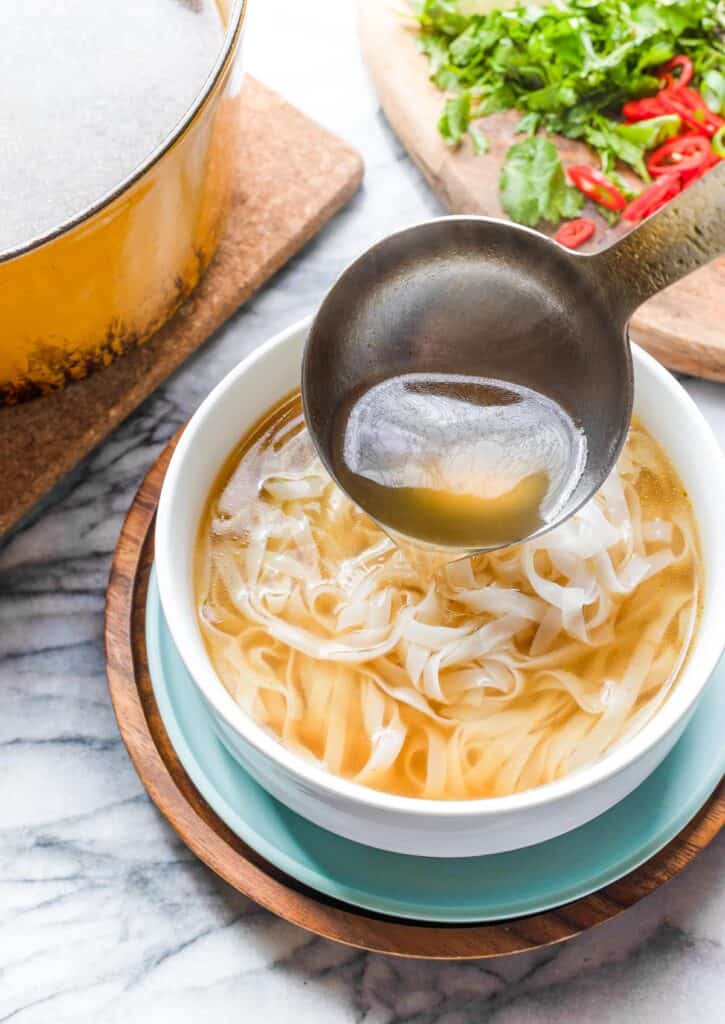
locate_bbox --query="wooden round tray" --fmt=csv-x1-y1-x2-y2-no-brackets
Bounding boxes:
105,435,724,959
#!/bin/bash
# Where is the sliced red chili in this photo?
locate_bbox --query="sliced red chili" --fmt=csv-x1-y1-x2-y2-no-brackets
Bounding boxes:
658,55,693,90
622,97,667,122
622,175,681,222
684,89,725,133
567,165,627,211
677,87,719,113
659,87,724,137
680,150,721,187
555,219,596,249
646,134,711,177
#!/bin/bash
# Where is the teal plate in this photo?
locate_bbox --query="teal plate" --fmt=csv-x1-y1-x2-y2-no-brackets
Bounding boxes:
146,569,724,924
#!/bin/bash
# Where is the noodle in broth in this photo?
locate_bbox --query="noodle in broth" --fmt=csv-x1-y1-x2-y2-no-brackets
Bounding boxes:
196,392,700,800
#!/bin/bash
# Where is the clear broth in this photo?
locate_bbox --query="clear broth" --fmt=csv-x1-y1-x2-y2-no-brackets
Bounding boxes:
196,391,701,800
332,374,586,549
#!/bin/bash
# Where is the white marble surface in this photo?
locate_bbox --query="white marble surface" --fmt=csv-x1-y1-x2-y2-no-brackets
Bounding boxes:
1,1,723,1019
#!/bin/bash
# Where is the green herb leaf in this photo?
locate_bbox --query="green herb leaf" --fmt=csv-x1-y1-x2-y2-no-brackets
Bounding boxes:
417,33,451,78
515,112,542,137
416,0,724,182
595,114,683,180
438,92,472,146
499,137,584,227
615,114,682,149
702,69,725,114
469,124,490,154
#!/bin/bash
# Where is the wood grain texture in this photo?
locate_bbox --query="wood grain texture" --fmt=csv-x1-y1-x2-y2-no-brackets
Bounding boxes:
358,0,725,381
104,437,724,959
0,77,363,537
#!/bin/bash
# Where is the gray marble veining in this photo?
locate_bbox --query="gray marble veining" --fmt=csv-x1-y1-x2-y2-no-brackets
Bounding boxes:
1,2,723,1020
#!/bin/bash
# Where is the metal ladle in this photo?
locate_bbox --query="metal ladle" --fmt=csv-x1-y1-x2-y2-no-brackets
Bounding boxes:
302,162,725,557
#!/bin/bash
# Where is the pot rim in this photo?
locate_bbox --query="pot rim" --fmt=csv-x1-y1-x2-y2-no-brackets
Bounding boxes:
0,0,248,267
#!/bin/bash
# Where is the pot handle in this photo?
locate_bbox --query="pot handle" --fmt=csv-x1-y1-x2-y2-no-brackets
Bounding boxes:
582,160,725,325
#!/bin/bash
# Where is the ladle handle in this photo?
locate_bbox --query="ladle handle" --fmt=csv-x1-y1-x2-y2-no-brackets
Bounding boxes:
585,159,725,325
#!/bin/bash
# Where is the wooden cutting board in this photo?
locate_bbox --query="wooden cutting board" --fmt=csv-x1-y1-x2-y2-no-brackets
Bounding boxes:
0,78,363,537
359,0,725,381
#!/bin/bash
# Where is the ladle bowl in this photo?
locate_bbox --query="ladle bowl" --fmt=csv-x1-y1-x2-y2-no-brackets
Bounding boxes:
303,161,725,554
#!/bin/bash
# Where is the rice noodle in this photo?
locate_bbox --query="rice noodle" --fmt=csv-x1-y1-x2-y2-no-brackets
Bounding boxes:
198,400,700,800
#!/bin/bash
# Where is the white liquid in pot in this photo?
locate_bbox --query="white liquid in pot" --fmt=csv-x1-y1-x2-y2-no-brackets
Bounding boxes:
0,0,225,252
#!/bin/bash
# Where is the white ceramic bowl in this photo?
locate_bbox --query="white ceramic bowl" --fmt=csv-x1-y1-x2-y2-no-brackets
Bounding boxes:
156,316,725,857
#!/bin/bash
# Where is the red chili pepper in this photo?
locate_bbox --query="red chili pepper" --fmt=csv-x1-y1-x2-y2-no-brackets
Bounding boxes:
680,150,721,187
677,87,717,114
659,87,724,137
684,90,725,134
567,165,627,211
555,219,596,249
658,55,693,90
646,133,711,177
622,96,668,122
622,175,681,222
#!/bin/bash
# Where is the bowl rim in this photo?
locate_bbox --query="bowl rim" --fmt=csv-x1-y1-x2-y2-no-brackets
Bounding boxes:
0,0,248,266
156,314,725,819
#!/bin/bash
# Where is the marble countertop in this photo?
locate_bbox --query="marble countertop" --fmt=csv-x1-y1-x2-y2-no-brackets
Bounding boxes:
1,2,722,1020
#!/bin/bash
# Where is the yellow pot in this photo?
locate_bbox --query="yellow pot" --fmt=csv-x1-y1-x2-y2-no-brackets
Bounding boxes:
0,0,247,405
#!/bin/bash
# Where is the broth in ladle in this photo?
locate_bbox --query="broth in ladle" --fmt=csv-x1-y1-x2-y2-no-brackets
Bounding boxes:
333,374,586,550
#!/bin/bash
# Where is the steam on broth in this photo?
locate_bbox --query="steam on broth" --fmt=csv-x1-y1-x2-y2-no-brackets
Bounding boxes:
196,392,700,800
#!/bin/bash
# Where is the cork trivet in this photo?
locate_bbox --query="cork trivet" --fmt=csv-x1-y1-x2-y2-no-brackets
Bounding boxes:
0,77,363,536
